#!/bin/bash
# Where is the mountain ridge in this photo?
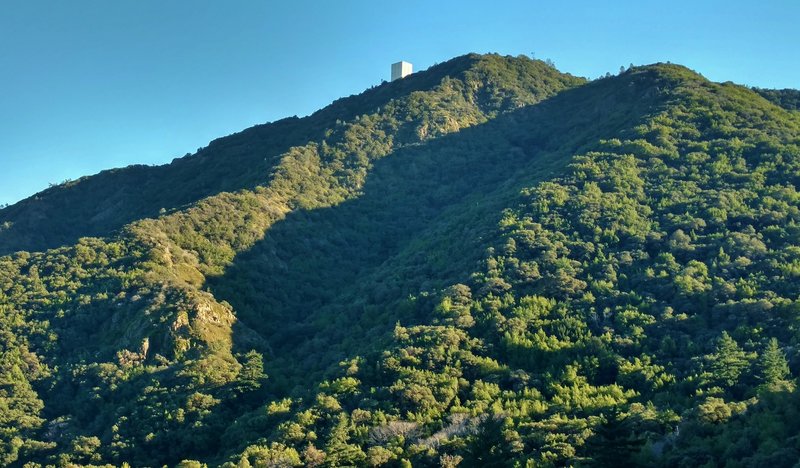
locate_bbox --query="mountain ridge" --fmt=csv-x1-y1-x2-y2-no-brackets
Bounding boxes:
3,54,800,466
0,53,583,256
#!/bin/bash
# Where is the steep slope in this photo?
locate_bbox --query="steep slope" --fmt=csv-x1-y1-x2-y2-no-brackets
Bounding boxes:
0,54,587,466
213,65,800,467
3,55,800,467
0,54,582,255
208,69,670,393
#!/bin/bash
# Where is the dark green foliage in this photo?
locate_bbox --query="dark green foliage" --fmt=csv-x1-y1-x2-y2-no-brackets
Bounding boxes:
582,409,645,467
755,87,800,111
0,54,799,466
462,416,523,467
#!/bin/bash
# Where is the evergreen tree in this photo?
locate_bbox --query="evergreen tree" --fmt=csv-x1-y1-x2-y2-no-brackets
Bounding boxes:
324,414,366,466
706,332,750,388
463,416,522,467
235,350,267,395
583,409,644,467
758,338,790,386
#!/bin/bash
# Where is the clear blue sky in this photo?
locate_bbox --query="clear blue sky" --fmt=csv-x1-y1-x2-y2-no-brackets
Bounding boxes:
1,0,798,206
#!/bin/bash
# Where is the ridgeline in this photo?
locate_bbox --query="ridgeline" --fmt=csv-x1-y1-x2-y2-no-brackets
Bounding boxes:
2,53,800,467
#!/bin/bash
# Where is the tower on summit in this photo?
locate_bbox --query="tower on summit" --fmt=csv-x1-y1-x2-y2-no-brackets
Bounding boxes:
391,61,413,81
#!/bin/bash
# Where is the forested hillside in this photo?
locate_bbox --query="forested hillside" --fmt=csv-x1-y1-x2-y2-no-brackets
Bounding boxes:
2,54,800,467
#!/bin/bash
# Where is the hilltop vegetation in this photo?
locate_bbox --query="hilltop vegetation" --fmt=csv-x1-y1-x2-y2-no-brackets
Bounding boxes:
2,54,800,467
755,87,800,111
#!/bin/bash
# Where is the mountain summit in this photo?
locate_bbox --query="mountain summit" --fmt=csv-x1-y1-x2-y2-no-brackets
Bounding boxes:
2,54,800,466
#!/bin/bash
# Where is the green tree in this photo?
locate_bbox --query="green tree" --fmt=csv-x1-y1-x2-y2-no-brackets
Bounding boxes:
324,414,366,466
235,350,267,395
463,416,523,467
705,332,750,388
583,409,645,467
758,338,791,386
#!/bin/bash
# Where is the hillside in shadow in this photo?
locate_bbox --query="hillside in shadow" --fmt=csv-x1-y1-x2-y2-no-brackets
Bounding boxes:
209,69,669,392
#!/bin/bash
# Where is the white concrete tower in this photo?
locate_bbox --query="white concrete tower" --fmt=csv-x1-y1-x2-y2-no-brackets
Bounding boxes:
391,61,413,81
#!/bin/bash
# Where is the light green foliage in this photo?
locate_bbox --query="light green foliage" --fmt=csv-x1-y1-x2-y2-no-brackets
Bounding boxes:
758,338,791,387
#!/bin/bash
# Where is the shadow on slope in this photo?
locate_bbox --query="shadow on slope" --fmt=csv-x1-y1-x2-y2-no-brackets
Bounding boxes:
209,66,674,393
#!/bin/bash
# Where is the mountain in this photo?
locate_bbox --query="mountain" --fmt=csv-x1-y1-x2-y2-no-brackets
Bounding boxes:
2,53,800,467
0,54,581,256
